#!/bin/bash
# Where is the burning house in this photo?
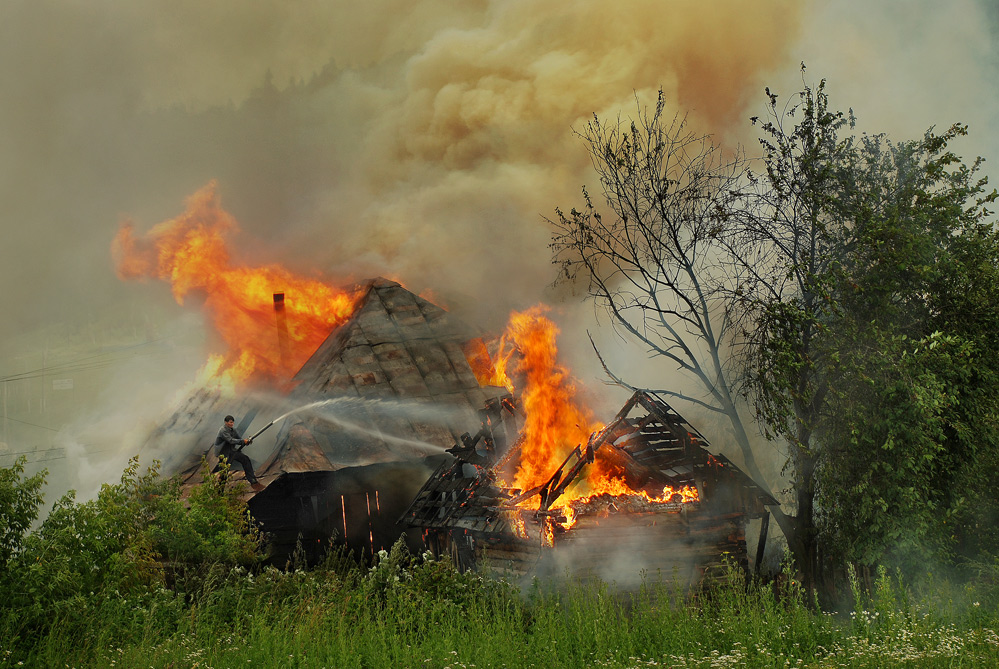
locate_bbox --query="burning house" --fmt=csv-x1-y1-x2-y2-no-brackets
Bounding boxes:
150,277,510,561
119,190,775,576
138,271,773,579
401,390,777,587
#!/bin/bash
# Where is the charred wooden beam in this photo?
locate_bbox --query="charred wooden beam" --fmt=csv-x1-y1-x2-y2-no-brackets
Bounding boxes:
503,483,545,507
755,511,770,575
540,442,596,512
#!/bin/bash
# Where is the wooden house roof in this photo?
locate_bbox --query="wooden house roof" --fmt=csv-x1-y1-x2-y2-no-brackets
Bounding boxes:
152,278,506,489
257,278,507,475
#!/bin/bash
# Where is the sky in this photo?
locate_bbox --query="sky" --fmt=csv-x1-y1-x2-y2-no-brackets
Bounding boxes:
1,0,997,492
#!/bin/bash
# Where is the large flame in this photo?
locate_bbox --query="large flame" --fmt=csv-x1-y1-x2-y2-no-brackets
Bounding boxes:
483,306,700,522
112,181,357,392
465,336,514,393
498,307,599,494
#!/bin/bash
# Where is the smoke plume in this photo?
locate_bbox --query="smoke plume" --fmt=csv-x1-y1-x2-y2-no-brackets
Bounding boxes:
0,0,801,340
2,0,996,499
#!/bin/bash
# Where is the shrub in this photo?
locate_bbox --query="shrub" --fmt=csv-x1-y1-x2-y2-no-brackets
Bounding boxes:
0,456,266,661
0,456,46,574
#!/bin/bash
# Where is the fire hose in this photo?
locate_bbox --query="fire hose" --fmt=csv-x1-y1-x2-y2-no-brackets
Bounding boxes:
237,420,277,451
233,400,332,451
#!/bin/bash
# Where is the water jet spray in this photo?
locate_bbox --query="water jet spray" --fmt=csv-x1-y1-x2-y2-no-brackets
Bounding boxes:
236,397,455,455
237,400,335,449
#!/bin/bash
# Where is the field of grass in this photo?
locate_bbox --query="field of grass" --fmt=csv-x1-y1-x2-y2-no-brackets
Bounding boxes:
5,541,999,669
4,459,999,668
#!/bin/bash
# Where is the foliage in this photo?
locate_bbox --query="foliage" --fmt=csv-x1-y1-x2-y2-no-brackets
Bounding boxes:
736,77,847,455
148,458,264,566
3,463,999,667
811,125,999,569
740,83,999,576
553,68,999,582
6,541,999,667
0,456,46,575
0,457,264,656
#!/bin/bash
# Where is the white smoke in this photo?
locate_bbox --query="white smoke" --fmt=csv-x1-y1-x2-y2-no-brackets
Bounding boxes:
1,0,995,502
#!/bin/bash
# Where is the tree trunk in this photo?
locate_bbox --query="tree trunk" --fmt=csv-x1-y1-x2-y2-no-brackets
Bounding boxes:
791,448,818,592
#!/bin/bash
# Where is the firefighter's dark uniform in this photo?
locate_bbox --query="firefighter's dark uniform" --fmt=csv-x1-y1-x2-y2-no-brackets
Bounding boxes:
214,423,259,485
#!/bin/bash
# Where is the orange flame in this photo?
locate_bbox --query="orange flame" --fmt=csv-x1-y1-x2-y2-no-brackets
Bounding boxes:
542,519,556,548
509,515,529,540
554,484,700,531
464,337,514,392
499,307,600,494
112,181,357,391
477,306,701,533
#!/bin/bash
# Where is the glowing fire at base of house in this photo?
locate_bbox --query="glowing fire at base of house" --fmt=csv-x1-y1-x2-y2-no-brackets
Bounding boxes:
518,483,701,548
554,483,701,530
502,482,701,544
403,391,773,581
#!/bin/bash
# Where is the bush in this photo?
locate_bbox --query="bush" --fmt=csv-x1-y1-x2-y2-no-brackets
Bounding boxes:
0,456,46,574
0,456,266,662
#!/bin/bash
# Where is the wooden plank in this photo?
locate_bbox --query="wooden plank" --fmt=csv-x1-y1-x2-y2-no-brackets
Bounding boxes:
341,345,382,374
406,341,462,395
388,303,435,338
355,293,398,337
441,341,481,389
478,545,542,562
318,361,360,396
630,444,684,456
629,447,685,461
642,438,685,448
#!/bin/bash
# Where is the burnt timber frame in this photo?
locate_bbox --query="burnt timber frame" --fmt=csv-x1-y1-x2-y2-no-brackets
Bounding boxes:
401,391,778,578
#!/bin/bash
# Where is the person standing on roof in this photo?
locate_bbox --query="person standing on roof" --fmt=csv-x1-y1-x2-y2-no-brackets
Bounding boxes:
215,415,262,488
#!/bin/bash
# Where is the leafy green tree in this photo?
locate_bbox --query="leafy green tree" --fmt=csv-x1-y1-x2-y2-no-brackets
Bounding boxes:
739,89,999,579
0,457,46,574
814,127,999,569
731,77,849,587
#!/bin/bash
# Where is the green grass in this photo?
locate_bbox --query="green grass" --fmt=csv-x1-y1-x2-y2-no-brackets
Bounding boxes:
3,460,998,667
5,546,999,669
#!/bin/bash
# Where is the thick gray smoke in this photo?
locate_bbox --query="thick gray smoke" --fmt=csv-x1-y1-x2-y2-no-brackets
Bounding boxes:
1,0,996,502
0,0,801,341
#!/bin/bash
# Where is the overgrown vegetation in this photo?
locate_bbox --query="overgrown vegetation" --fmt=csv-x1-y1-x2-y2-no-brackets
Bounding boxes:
551,67,999,589
3,460,999,667
0,456,263,663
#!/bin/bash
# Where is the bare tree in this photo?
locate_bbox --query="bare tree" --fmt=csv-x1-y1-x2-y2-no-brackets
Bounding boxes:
549,90,785,516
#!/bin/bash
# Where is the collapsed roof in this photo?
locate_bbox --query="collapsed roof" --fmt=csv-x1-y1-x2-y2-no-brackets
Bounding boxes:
402,390,777,583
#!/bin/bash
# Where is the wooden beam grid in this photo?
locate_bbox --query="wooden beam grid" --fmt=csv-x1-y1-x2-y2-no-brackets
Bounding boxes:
405,391,778,579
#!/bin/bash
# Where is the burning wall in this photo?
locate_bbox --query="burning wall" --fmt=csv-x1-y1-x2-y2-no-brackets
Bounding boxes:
402,391,776,586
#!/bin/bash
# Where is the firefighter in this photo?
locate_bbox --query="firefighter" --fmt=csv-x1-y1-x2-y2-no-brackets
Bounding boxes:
215,415,262,488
